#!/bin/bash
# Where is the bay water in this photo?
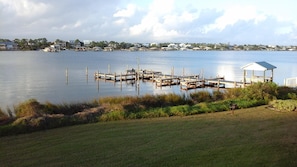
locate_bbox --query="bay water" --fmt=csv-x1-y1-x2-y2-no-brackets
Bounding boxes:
0,50,296,108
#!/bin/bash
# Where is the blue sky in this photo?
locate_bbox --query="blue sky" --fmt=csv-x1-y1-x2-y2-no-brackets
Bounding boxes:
1,0,296,45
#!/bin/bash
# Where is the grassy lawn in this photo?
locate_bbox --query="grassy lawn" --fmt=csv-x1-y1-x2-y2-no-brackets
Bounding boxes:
1,106,297,167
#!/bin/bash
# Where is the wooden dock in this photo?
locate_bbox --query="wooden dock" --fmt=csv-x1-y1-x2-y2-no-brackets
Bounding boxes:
154,76,180,87
94,72,136,81
180,79,204,90
204,78,250,88
139,70,163,80
94,68,248,90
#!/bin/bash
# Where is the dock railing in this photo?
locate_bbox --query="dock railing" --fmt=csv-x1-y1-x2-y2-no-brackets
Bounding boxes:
284,77,297,87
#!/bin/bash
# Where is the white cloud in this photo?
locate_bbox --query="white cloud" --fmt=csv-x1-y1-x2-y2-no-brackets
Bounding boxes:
1,0,297,44
52,20,82,30
113,4,137,18
203,5,266,33
0,0,48,18
114,18,126,25
275,26,293,35
128,0,188,41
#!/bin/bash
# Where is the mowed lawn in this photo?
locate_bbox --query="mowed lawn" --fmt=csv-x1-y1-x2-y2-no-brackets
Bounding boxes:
1,106,297,167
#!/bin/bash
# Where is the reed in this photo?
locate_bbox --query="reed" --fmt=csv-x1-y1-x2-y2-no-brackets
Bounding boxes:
1,82,297,136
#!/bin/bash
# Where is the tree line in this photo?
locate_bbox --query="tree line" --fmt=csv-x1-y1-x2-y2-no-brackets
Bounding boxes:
1,38,295,51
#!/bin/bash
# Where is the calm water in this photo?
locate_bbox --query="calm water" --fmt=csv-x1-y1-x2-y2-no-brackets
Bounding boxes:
0,50,296,107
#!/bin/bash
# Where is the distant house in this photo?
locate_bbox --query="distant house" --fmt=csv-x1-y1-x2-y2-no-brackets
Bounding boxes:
93,47,102,51
104,47,114,51
0,42,18,50
129,47,138,51
54,41,67,50
83,40,93,47
192,47,201,51
68,40,82,49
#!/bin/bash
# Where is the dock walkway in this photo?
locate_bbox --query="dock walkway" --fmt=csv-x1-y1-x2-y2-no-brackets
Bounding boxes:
94,68,248,90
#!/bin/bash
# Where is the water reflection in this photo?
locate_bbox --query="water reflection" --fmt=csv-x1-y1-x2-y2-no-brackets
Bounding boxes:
216,64,238,81
1,51,297,107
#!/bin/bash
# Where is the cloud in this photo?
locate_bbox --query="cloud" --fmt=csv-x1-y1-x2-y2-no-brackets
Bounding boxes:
203,5,266,33
0,0,49,18
113,4,137,18
128,0,196,41
1,0,297,44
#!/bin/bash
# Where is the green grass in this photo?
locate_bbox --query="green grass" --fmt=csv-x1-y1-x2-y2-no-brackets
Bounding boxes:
1,106,297,167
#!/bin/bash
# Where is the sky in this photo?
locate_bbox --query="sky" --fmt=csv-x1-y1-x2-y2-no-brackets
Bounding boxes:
1,0,297,45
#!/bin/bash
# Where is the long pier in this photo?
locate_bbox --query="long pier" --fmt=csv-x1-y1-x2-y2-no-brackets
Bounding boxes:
94,68,247,90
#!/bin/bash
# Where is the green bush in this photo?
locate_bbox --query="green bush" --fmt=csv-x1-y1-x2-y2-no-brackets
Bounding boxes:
190,91,212,103
269,100,297,112
234,99,267,108
288,93,297,100
224,88,242,99
212,90,225,101
99,110,125,121
240,82,278,101
166,106,187,116
276,86,297,99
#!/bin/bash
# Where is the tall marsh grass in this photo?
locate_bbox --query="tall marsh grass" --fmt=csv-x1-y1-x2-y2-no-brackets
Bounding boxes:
1,82,297,136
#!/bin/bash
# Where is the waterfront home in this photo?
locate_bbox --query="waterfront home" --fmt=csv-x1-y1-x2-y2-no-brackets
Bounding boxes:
43,44,60,52
104,47,114,51
129,47,139,51
0,41,18,50
75,46,87,51
93,47,102,51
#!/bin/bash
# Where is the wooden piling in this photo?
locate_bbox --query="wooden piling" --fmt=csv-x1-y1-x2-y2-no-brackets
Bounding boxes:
66,68,68,85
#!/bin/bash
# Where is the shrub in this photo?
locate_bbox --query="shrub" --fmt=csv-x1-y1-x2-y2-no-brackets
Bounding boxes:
0,107,6,117
288,93,297,100
212,90,225,101
276,86,297,99
240,82,278,101
43,101,58,114
234,99,267,108
14,99,43,118
99,110,125,121
53,102,96,115
269,100,297,112
197,102,212,113
190,91,212,103
0,107,14,125
223,88,242,99
166,106,187,116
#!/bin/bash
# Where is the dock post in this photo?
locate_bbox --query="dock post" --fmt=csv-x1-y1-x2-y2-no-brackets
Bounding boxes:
152,72,154,82
137,56,140,86
66,68,68,85
217,79,220,91
86,66,88,84
97,76,99,92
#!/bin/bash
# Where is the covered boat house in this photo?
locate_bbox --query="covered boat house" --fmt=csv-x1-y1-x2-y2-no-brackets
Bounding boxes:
241,61,277,86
